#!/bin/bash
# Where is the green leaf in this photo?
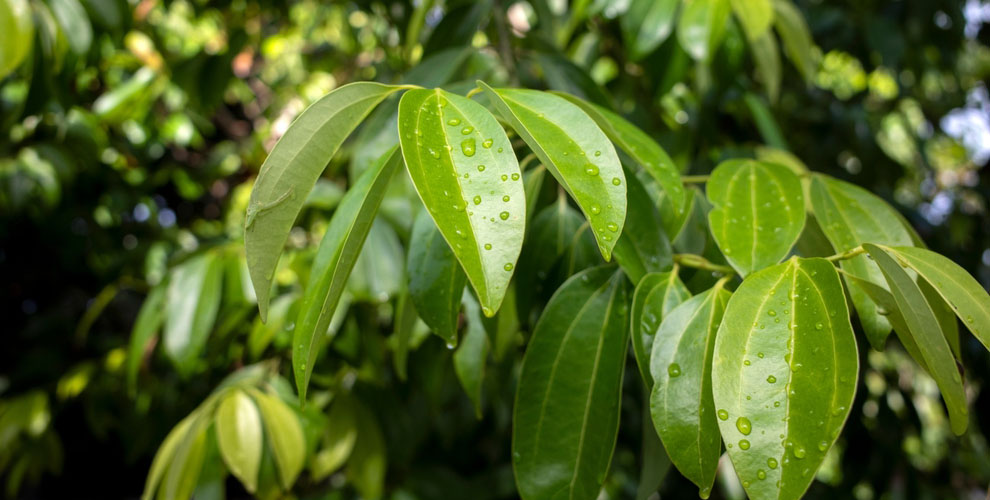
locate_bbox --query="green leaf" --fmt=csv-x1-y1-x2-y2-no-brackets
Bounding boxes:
407,209,466,346
612,166,674,283
730,0,773,41
809,174,914,349
636,405,672,500
712,258,858,500
677,0,731,61
706,160,805,276
248,389,306,489
552,92,686,214
247,293,297,360
863,244,968,435
743,93,788,150
293,147,402,400
311,394,359,481
245,82,406,322
391,288,418,381
621,0,679,61
533,53,612,108
141,413,196,500
840,272,930,372
398,87,525,317
650,285,730,496
161,415,209,500
347,399,386,500
0,0,34,79
478,82,626,260
772,0,817,82
163,253,223,375
49,0,92,55
454,291,490,417
523,164,547,224
126,284,166,395
513,266,629,500
631,272,691,387
215,390,263,493
750,32,781,103
883,245,990,355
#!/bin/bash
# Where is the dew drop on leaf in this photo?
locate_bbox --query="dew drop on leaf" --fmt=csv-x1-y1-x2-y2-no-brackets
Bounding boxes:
447,118,460,126
461,126,474,135
739,439,750,450
612,177,621,186
768,457,778,469
585,164,599,176
482,139,493,148
667,363,682,377
767,375,776,383
484,243,492,250
511,173,520,181
477,165,485,172
502,195,510,202
461,138,476,157
499,211,510,220
503,263,514,271
793,446,807,459
736,416,752,435
473,196,482,205
590,204,601,215
757,469,766,480
717,409,729,420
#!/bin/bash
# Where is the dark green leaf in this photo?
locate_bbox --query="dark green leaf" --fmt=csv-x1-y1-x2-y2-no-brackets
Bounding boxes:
311,394,358,481
772,0,816,81
612,166,674,283
407,209,466,346
454,291,490,417
347,399,386,500
126,283,165,395
631,272,691,387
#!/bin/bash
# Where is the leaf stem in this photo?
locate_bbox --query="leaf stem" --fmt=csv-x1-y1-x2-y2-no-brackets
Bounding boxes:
465,87,482,99
674,254,735,275
825,246,865,263
681,175,710,184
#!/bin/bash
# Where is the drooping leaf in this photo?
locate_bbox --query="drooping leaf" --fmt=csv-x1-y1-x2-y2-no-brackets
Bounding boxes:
676,0,731,61
49,0,92,55
883,245,990,355
398,87,525,317
712,258,858,500
842,272,930,372
215,390,263,493
636,403,672,500
347,399,386,500
513,266,629,500
248,389,306,489
454,291,490,416
553,92,686,214
161,415,209,500
391,288,418,381
706,159,805,276
407,209,466,346
772,0,817,82
730,0,773,41
479,82,626,260
631,272,692,388
163,252,223,375
809,174,914,349
864,245,969,434
311,394,359,481
650,285,730,496
0,0,34,79
245,82,407,322
345,218,404,302
126,283,166,395
523,164,547,224
612,166,674,283
293,147,402,400
141,413,197,500
621,0,679,61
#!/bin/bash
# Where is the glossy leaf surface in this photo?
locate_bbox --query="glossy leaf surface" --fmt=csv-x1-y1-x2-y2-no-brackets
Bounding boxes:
712,258,858,500
215,390,263,493
398,87,524,316
631,271,691,387
407,210,466,346
246,82,405,322
293,147,402,400
649,286,730,495
513,267,629,500
612,166,674,283
707,160,805,276
479,82,626,259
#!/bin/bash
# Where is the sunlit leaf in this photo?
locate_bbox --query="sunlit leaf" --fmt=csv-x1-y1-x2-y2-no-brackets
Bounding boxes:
772,0,817,81
513,266,629,500
730,0,773,41
398,87,524,316
712,258,858,500
407,205,467,347
677,0,731,61
0,0,34,79
161,415,209,500
631,271,691,387
311,394,359,481
215,390,263,493
479,82,626,260
49,0,92,55
141,413,196,500
750,32,782,103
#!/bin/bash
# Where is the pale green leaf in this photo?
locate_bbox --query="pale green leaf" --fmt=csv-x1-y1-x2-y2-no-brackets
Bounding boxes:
0,0,34,79
215,390,263,493
730,0,773,41
712,258,858,500
479,82,626,260
707,159,805,276
631,271,691,387
293,147,402,400
750,31,782,103
49,0,91,54
141,413,196,500
407,208,466,346
621,0,679,60
513,266,629,500
248,389,306,489
161,415,209,500
772,0,817,82
398,87,524,316
650,285,730,495
163,253,223,375
677,0,731,61
246,82,406,322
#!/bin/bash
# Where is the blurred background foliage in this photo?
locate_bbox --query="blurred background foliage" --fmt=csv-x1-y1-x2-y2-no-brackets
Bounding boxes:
1,0,989,498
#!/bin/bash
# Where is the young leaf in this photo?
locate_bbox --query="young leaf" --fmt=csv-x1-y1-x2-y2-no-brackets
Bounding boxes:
293,147,402,400
706,160,805,276
398,87,525,317
712,258,858,500
730,0,773,41
883,245,990,354
631,271,691,388
478,82,626,260
649,285,730,496
163,252,223,375
126,284,166,395
552,92,686,215
407,209,466,347
677,0,731,61
141,413,197,500
454,291,490,417
621,0,679,61
248,389,306,488
162,415,209,500
612,166,674,283
215,390,263,493
245,82,407,322
863,244,968,434
513,266,629,500
772,0,817,82
809,174,914,349
750,32,782,103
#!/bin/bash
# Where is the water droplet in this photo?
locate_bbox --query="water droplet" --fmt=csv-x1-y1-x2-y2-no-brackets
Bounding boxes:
455,229,466,239
504,263,514,271
736,416,752,435
699,486,711,499
590,204,601,215
793,446,807,459
739,439,751,450
815,322,823,330
774,401,780,407
461,126,474,135
594,150,601,157
473,196,482,205
446,341,457,349
500,211,510,220
502,195,510,202
461,138,476,157
511,173,520,180
447,118,461,126
768,457,778,469
768,310,777,317
667,363,682,377
484,243,492,250
757,469,766,480
477,165,486,172
482,139,493,149
743,360,751,366
612,177,621,186
497,147,503,153
585,164,599,176
718,409,729,420
818,440,828,451
606,222,618,232
501,174,508,181
767,375,777,383
429,148,440,159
